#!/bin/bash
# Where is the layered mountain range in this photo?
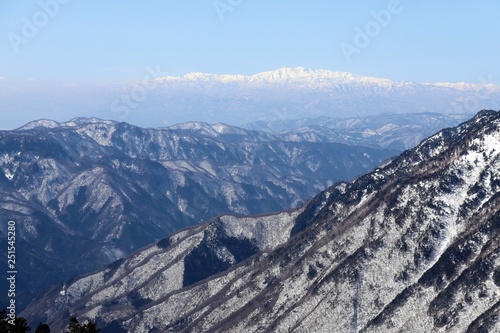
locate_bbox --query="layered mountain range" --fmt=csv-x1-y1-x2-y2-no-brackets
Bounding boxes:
2,67,499,129
243,112,472,150
23,110,500,332
0,118,395,310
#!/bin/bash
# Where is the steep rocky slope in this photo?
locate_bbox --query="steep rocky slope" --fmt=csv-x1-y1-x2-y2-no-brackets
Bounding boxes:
23,110,500,332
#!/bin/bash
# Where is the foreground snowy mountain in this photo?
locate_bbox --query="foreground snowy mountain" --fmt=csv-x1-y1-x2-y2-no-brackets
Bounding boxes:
0,118,394,310
2,67,499,129
23,110,500,332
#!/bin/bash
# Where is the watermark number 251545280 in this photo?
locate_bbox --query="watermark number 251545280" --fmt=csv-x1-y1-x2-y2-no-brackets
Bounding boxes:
6,220,17,325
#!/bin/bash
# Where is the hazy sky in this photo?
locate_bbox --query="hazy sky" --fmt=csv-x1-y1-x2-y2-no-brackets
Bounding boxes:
1,0,499,83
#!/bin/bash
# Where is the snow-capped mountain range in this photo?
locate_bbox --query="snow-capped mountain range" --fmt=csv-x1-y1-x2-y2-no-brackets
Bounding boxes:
23,110,500,332
0,118,395,310
157,67,497,92
1,67,499,130
157,67,394,86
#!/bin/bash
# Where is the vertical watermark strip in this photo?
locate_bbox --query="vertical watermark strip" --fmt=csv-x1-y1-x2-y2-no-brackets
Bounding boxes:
6,220,16,326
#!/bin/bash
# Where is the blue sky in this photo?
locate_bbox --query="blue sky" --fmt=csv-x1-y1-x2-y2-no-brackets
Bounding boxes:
1,0,499,83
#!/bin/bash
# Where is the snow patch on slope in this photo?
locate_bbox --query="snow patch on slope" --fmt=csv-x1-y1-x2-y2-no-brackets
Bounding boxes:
220,208,303,250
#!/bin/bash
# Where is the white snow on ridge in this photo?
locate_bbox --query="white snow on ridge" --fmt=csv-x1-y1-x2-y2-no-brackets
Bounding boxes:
18,119,60,130
432,82,500,92
220,208,303,250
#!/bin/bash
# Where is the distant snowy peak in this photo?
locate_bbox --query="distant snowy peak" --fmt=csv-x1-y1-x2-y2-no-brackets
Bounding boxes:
152,67,500,91
250,66,391,85
155,67,397,87
127,69,500,126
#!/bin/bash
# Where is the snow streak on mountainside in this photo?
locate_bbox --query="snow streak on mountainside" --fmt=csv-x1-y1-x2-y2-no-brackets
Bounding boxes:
1,67,499,129
0,118,394,310
24,110,500,333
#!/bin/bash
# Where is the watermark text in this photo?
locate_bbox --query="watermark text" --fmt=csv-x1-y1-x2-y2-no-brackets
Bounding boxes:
213,0,243,21
7,0,71,54
6,220,16,326
339,0,404,63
